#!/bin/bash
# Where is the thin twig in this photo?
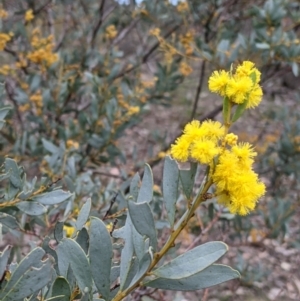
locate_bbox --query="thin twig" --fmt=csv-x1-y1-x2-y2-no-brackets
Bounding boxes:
190,60,206,120
90,0,106,47
113,24,180,79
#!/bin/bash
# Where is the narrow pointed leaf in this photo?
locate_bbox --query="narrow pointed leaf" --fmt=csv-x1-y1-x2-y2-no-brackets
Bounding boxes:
232,101,247,122
75,198,91,230
145,264,240,291
57,238,92,293
137,164,153,203
128,201,157,251
89,217,112,300
153,242,228,279
163,156,179,227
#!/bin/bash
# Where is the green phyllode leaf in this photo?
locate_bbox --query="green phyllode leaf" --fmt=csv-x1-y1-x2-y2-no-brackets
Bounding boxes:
57,238,93,295
118,215,134,290
179,162,198,200
89,217,113,300
32,189,73,205
0,106,11,130
145,264,240,291
137,164,153,203
0,248,54,301
163,156,179,227
232,100,247,123
129,173,141,202
153,241,228,279
0,213,20,230
75,198,91,230
128,250,152,288
51,277,71,301
128,201,157,251
0,245,12,280
16,201,47,216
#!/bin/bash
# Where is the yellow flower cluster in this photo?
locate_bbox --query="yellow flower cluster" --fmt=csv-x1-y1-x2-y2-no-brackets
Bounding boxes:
171,120,265,215
177,1,189,13
171,120,224,164
213,143,265,215
0,64,11,75
179,31,194,55
149,28,161,37
208,61,263,108
29,91,43,116
63,225,75,238
27,29,58,67
66,139,79,149
25,9,34,22
179,61,193,76
105,25,118,39
0,32,13,50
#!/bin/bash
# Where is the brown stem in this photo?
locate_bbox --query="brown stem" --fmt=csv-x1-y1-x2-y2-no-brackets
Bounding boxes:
190,60,206,120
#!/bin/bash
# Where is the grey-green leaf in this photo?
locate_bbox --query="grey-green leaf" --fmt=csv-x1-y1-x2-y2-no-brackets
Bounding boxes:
129,173,141,202
179,162,198,200
137,164,153,203
75,198,91,230
0,248,53,301
0,106,10,123
0,213,20,230
145,264,240,291
89,217,112,300
16,201,47,216
51,277,71,301
163,156,179,227
1,260,53,300
33,190,73,205
153,242,228,279
0,245,12,279
128,251,152,288
128,201,157,251
57,238,93,293
54,221,64,242
119,216,134,290
5,158,22,189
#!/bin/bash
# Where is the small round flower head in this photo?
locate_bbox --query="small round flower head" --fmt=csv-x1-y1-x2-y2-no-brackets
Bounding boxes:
190,138,220,164
232,142,257,168
226,76,253,104
212,150,239,190
170,135,190,162
236,61,261,84
227,170,265,215
208,70,230,96
224,133,238,146
247,84,263,108
183,120,203,143
200,120,225,141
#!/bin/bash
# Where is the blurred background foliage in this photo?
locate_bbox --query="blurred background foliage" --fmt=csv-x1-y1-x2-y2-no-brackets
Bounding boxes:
0,0,300,300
